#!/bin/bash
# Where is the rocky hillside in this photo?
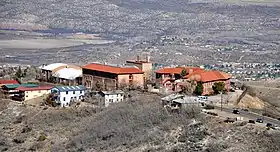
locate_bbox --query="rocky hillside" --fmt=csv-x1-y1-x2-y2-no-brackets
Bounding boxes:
1,0,280,41
0,92,280,152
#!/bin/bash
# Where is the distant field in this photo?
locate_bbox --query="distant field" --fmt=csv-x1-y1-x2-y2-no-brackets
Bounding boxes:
222,0,280,5
0,39,114,49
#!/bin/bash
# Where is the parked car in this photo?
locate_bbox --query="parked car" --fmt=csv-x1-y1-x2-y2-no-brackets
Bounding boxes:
266,123,273,128
224,117,237,123
256,118,263,123
248,120,255,124
206,111,218,116
233,109,240,114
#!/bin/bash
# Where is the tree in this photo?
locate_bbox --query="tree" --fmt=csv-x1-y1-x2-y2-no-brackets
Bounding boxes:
180,69,187,77
15,66,24,79
212,82,225,94
194,82,204,95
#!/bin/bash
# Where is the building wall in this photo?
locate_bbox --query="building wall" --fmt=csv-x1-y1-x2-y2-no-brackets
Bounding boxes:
117,74,129,87
57,90,85,107
24,90,51,101
132,73,144,87
83,74,117,90
117,74,144,88
104,94,124,107
142,62,153,79
127,62,152,80
202,79,230,95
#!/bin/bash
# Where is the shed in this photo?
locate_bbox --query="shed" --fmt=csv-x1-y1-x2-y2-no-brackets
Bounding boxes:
98,90,125,107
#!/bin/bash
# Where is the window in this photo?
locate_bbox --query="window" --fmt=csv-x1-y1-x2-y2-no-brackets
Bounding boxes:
63,97,66,101
109,99,113,103
116,99,118,102
80,91,82,94
73,91,75,94
66,91,68,95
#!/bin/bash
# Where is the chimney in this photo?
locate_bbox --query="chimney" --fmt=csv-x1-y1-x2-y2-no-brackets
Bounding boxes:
146,55,150,62
136,55,140,61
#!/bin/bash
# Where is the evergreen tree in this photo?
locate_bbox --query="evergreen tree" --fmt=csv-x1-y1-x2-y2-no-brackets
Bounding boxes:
212,82,225,94
15,66,23,79
180,69,187,77
194,82,203,95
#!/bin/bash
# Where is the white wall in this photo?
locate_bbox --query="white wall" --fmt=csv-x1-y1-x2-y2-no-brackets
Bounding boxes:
57,90,85,107
104,93,124,107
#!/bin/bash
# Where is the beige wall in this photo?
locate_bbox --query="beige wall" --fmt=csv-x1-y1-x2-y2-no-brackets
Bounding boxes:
117,75,129,87
132,73,144,87
24,89,51,101
126,62,152,80
117,73,144,88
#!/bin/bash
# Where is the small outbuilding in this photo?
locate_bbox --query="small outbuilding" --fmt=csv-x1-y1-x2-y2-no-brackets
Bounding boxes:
12,85,53,101
98,90,125,107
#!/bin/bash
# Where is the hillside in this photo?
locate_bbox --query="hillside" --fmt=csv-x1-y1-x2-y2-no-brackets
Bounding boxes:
0,92,280,152
1,0,280,41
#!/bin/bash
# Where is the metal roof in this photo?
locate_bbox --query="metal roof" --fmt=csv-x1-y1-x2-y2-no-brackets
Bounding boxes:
52,85,86,92
53,68,82,80
100,90,124,95
161,93,185,101
2,83,39,89
173,96,199,104
17,86,53,91
0,80,19,85
41,63,67,71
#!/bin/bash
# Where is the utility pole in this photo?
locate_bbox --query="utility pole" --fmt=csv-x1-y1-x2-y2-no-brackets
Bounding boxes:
220,91,223,111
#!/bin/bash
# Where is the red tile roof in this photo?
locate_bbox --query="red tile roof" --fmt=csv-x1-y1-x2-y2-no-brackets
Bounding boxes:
186,70,231,82
0,80,19,85
17,86,53,91
155,67,203,74
83,63,144,74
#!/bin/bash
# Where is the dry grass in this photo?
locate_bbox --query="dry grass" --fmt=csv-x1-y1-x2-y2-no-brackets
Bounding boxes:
1,92,280,152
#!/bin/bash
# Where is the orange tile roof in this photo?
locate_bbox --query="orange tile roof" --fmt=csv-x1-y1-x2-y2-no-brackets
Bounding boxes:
82,63,144,74
155,67,203,74
186,70,231,82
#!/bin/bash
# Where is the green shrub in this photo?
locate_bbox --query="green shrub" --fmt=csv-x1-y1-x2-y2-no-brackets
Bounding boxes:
38,134,47,141
204,104,215,110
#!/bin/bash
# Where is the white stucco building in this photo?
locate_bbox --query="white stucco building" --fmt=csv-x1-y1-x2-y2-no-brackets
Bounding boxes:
98,90,125,107
51,85,87,107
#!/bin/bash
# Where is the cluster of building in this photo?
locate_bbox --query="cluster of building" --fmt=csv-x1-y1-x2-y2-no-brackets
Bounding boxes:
205,62,280,81
155,67,231,95
0,80,124,108
0,55,232,107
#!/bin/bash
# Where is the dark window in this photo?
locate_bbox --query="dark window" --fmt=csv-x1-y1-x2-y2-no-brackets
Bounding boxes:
63,97,66,101
66,91,68,95
73,91,75,94
80,91,82,94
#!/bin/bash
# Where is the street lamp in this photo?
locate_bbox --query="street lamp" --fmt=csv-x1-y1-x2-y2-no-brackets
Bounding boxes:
220,91,223,111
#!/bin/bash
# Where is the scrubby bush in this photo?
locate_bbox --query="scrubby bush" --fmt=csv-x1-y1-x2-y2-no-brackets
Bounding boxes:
38,133,47,141
66,100,201,151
